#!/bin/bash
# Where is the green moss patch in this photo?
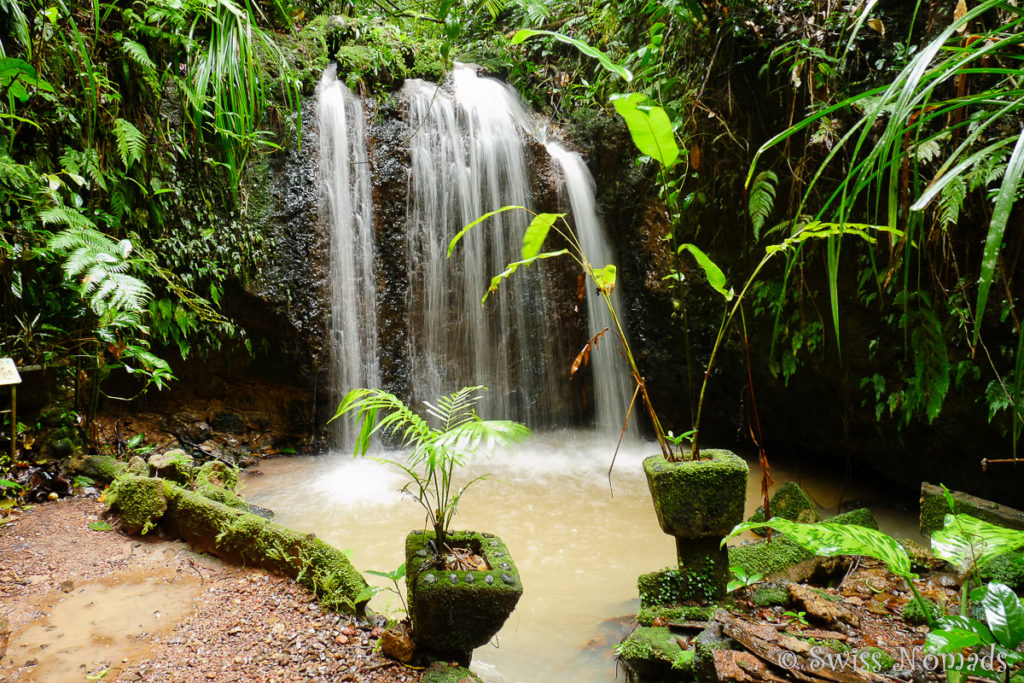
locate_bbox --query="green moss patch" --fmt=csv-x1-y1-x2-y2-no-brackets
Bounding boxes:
751,582,791,607
729,508,878,579
643,449,748,539
637,604,715,626
617,627,696,679
106,475,167,535
422,661,484,683
747,481,820,531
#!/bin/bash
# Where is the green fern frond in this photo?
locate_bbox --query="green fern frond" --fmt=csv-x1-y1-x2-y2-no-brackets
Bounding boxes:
122,40,160,91
113,118,146,170
748,170,779,240
40,206,96,229
937,177,966,229
48,227,150,313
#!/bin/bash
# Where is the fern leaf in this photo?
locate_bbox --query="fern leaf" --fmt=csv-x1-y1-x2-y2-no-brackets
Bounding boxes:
122,40,160,91
937,176,966,229
113,118,146,170
40,206,95,229
911,307,950,423
748,170,778,240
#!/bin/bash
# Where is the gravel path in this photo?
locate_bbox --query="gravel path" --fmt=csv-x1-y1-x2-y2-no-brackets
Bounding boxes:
0,497,422,682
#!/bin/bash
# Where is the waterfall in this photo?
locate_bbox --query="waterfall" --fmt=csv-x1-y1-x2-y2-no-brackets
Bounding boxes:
402,64,571,426
319,67,380,445
546,143,638,437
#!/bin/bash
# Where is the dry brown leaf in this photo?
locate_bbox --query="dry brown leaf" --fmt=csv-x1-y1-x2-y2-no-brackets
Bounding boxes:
954,0,968,33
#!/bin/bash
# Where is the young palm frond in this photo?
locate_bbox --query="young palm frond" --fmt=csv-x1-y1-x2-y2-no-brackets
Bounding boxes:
332,386,530,550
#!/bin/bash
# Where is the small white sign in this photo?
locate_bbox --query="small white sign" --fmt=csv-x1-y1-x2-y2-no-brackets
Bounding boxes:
0,358,21,386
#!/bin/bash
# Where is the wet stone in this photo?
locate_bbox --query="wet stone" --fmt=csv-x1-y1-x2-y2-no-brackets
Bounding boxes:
501,573,514,585
488,540,499,546
448,573,459,584
411,530,423,535
493,552,504,558
500,562,510,570
464,574,475,584
423,574,436,585
416,549,428,557
484,575,494,585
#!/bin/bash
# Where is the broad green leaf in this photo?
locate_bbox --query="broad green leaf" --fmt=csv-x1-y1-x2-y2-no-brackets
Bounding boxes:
610,93,679,168
483,250,569,303
981,583,1024,649
974,127,1024,346
931,615,996,646
448,205,524,258
522,213,562,259
724,518,914,579
931,514,1024,574
925,626,983,654
511,30,632,83
678,243,732,301
593,264,616,295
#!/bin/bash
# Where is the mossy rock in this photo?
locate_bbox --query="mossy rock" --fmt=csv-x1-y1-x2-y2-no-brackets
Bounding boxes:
639,553,730,606
159,484,367,614
747,481,820,532
126,456,149,476
920,482,1024,537
728,508,878,580
148,449,194,484
643,449,748,539
617,626,695,680
637,604,715,627
980,551,1024,592
857,646,895,673
422,661,483,683
901,596,943,625
751,582,791,607
70,454,126,482
406,530,522,665
106,474,167,535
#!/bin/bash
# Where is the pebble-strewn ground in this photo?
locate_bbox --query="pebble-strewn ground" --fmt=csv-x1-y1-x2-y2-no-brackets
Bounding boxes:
0,498,421,682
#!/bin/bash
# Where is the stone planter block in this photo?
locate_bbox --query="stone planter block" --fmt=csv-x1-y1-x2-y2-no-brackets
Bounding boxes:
406,530,523,664
643,449,748,539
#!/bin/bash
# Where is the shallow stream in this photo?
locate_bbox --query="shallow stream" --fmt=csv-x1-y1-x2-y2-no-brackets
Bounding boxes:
242,431,919,682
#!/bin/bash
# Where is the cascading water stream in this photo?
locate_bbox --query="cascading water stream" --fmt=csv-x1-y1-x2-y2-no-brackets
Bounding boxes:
319,67,380,445
546,143,639,437
403,64,571,426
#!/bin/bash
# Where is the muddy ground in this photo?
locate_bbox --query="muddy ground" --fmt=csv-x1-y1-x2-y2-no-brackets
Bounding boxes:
0,497,421,682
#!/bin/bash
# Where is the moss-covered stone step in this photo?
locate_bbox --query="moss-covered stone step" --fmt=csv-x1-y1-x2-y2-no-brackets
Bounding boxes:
727,508,878,582
88,458,368,614
745,481,820,533
920,482,1024,536
617,626,696,682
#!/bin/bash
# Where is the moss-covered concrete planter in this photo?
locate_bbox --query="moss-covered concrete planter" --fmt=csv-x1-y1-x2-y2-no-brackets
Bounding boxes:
642,449,748,602
643,450,748,538
405,530,522,666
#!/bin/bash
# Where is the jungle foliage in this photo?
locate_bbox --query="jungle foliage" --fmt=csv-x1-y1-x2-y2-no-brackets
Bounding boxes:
0,0,306,432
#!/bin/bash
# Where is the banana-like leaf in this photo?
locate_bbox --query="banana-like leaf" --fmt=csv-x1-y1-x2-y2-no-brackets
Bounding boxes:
974,127,1024,346
931,514,1024,574
610,93,679,168
678,243,732,301
522,212,562,259
511,29,632,83
724,518,914,579
482,249,569,303
448,205,525,258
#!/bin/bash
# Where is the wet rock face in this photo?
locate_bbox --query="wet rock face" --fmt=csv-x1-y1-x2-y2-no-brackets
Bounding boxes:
367,96,411,401
232,97,330,393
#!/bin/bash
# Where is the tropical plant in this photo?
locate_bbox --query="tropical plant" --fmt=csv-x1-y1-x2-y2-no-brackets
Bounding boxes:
926,583,1024,682
747,0,1024,455
330,385,530,554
